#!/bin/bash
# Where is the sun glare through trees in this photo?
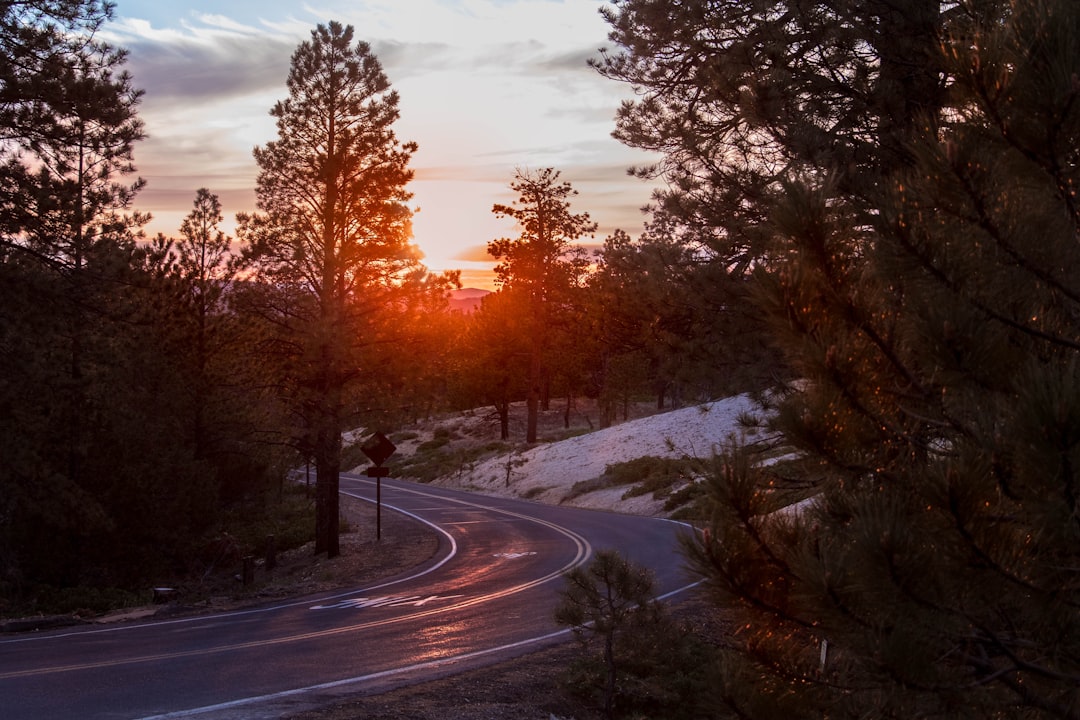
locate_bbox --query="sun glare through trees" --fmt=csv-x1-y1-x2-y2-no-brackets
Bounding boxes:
1,1,1078,717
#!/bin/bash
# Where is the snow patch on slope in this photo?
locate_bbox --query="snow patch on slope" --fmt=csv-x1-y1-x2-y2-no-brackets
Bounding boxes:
432,394,762,513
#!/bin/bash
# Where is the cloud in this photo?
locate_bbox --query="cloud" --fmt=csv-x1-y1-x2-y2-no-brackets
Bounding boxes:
107,19,296,106
140,184,254,207
190,13,267,34
135,38,293,106
107,1,664,263
370,40,457,78
414,163,525,183
457,40,606,87
455,243,495,262
535,46,601,74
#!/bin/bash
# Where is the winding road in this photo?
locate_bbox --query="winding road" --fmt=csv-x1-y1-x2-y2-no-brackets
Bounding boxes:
0,475,698,719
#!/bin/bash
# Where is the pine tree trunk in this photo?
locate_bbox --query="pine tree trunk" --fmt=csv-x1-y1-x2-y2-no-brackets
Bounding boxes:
603,632,617,719
867,0,943,173
496,398,510,441
313,412,342,558
526,343,541,443
314,109,343,560
526,391,539,443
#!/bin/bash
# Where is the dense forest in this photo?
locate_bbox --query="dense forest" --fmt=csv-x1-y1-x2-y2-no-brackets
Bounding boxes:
1,0,1078,717
0,2,760,610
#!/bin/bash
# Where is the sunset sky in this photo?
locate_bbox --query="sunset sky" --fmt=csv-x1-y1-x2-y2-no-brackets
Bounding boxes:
103,0,663,288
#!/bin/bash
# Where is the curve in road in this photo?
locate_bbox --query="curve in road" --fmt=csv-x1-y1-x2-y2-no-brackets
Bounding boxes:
0,477,698,720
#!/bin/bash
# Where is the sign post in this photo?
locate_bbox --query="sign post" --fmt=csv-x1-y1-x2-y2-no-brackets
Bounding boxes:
361,432,396,540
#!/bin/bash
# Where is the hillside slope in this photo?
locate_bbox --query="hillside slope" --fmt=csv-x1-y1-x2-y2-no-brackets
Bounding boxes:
352,395,767,517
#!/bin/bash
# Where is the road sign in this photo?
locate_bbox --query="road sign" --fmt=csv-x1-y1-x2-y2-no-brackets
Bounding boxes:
361,431,396,467
359,432,395,542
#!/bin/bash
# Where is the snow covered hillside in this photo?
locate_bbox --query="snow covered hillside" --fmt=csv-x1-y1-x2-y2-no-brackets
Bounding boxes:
429,394,764,515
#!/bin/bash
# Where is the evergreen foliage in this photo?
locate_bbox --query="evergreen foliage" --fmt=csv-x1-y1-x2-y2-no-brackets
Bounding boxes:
0,0,184,592
0,5,298,607
487,167,596,443
555,550,718,719
592,0,1080,715
591,222,776,417
238,21,453,558
452,290,530,440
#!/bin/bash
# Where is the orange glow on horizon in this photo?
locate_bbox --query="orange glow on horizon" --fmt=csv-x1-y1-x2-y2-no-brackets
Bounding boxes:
137,177,510,292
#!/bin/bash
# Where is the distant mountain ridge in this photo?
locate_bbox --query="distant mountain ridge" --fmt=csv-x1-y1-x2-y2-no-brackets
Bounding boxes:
448,288,490,313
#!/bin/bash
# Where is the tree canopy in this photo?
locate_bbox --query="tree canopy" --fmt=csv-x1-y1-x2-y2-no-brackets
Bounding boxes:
590,0,1080,715
238,21,443,557
487,167,595,443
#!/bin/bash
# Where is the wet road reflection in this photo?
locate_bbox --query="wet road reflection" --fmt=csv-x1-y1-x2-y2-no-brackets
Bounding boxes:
0,476,694,720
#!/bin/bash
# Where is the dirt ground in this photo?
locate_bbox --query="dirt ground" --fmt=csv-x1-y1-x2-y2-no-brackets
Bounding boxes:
283,636,590,720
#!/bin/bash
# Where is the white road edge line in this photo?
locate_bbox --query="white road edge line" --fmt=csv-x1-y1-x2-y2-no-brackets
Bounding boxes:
136,628,575,719
0,495,459,645
136,578,704,720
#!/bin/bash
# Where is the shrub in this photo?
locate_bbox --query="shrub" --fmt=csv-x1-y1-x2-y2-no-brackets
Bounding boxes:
663,481,709,516
565,476,612,501
554,550,717,719
392,440,509,483
220,483,313,557
601,456,705,500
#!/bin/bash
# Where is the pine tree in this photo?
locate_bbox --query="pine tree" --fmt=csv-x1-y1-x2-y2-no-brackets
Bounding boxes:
0,0,163,590
488,167,595,443
172,189,236,461
455,290,531,441
594,0,954,401
682,1,1080,716
238,21,424,558
590,219,777,418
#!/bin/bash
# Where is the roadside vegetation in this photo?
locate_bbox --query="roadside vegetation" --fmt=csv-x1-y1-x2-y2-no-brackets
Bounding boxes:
554,551,718,720
3,1,1079,717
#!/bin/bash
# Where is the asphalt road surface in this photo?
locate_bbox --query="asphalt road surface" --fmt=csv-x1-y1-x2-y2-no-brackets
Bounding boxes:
0,475,699,719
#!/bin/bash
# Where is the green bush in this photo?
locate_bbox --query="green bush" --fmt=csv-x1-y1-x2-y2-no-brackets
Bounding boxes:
339,441,373,471
601,456,705,500
522,485,550,500
415,436,450,453
565,476,613,501
539,427,591,443
554,550,719,719
664,481,709,517
392,440,509,483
